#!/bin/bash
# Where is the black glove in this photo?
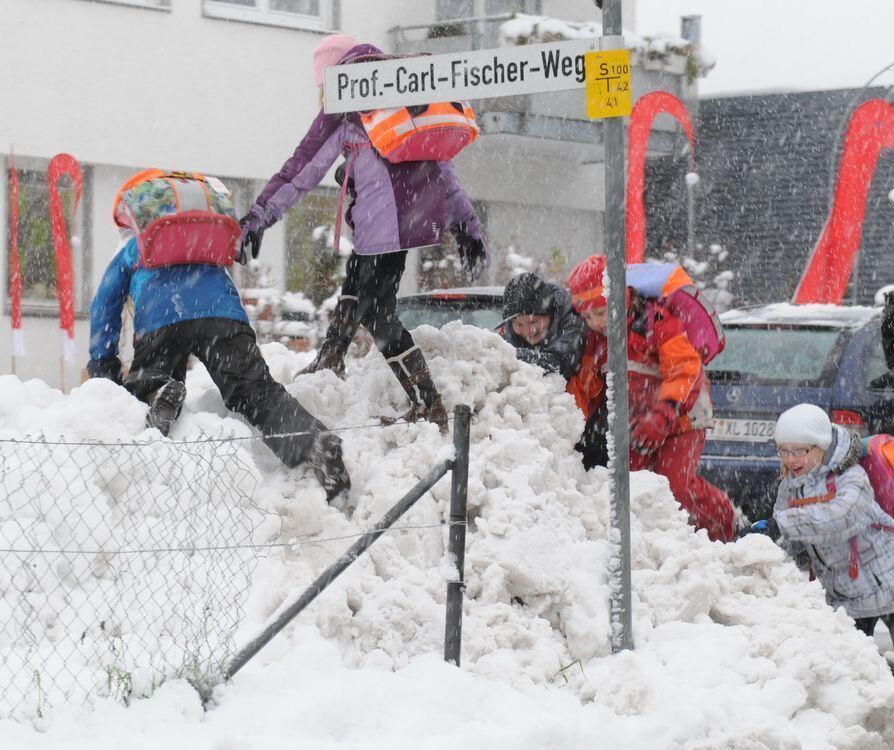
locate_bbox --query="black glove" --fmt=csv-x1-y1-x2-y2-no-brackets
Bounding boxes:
334,160,348,187
87,356,123,385
238,214,265,265
452,223,487,282
869,371,894,390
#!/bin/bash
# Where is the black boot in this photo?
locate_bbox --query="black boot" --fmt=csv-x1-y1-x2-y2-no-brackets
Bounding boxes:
146,380,187,436
381,345,448,434
304,432,351,502
300,296,361,378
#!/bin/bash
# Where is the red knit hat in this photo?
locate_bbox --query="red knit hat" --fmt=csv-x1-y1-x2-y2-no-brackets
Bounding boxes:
567,255,607,311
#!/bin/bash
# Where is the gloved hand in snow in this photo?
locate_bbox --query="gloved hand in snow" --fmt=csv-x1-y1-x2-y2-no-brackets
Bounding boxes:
238,212,265,265
735,518,781,542
630,400,677,453
86,356,123,385
451,222,487,282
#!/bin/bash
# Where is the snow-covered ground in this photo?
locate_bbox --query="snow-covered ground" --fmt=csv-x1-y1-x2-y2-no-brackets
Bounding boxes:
2,323,894,749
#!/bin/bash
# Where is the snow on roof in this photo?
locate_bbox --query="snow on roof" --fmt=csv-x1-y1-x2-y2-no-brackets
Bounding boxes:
499,13,715,77
721,302,881,328
1,325,893,744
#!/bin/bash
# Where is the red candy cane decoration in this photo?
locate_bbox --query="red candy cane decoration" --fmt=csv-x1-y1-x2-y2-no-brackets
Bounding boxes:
794,99,894,304
626,92,696,264
47,153,82,365
8,151,24,364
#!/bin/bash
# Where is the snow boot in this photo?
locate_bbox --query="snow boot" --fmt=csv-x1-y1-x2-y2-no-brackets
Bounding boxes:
300,296,360,379
304,431,351,502
146,380,187,437
381,345,449,434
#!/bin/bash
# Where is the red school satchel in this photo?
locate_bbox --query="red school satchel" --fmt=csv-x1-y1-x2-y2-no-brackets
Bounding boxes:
113,170,240,269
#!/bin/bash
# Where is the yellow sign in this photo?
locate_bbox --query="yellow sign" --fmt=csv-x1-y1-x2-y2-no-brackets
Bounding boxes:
585,49,632,119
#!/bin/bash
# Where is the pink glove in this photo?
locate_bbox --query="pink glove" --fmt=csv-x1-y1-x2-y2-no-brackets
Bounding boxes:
630,400,678,453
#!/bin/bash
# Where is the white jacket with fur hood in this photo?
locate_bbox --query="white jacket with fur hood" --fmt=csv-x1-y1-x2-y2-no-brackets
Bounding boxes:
774,424,894,619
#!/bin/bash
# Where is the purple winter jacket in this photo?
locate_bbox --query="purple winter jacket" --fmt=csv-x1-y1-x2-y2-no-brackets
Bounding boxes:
245,44,483,255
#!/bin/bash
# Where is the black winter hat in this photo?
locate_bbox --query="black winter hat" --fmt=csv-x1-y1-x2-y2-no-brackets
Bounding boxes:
502,273,553,320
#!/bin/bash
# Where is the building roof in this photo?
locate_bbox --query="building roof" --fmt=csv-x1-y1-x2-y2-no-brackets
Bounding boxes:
644,87,894,305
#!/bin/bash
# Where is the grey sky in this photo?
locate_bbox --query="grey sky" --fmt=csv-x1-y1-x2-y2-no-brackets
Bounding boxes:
636,0,894,96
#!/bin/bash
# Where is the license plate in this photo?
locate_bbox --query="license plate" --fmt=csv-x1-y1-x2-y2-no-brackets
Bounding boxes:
708,418,776,442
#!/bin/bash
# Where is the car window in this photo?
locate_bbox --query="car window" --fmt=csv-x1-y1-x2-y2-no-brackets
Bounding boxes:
707,327,843,384
459,308,504,330
397,301,503,331
398,306,458,330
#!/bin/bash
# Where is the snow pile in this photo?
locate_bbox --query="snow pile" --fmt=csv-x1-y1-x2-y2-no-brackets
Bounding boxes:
2,323,894,747
0,377,268,711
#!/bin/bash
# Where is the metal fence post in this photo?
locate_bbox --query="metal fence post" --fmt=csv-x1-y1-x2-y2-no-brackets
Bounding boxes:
226,457,454,681
444,404,471,666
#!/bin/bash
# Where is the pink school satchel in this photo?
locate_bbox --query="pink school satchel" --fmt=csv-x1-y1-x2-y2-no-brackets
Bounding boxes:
113,170,240,268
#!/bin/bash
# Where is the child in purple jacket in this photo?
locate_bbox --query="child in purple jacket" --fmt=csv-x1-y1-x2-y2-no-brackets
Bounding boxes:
239,35,488,433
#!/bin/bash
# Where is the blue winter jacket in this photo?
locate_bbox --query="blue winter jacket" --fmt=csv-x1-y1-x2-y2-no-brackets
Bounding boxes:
88,236,249,362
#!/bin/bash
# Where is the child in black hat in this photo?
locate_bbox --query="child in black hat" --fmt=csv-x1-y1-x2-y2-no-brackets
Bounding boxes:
500,272,586,379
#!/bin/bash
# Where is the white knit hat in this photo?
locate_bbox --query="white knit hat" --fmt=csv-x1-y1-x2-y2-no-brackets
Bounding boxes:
774,404,832,449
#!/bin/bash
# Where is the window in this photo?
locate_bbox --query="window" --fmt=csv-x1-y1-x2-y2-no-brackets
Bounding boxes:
77,0,171,9
283,189,341,306
437,0,536,18
437,0,475,19
707,327,843,386
6,159,91,316
485,0,527,15
203,0,329,31
208,176,257,291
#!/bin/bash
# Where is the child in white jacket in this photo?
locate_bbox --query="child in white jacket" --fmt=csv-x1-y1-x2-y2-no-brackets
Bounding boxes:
741,403,894,642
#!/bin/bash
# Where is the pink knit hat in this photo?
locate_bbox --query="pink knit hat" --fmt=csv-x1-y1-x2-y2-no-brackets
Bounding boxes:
313,34,358,86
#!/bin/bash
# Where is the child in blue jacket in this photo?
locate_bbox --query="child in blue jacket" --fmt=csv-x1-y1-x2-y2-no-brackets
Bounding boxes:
88,181,349,501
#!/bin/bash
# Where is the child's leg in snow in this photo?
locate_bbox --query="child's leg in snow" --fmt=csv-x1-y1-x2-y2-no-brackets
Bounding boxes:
123,322,191,404
194,320,328,467
351,251,409,358
652,430,736,542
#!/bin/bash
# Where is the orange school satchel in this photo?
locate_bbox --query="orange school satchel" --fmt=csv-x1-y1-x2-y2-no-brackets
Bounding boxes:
330,101,480,252
359,101,479,163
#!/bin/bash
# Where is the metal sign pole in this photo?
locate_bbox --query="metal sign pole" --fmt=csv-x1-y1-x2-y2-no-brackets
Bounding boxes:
600,0,634,652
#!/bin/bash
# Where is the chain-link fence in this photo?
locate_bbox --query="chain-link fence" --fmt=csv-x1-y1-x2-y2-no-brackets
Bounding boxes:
0,435,271,718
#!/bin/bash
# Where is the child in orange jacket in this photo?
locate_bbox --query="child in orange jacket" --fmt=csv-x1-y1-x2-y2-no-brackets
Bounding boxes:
567,255,737,542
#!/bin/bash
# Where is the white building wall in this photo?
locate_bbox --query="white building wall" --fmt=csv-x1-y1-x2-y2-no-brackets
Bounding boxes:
0,0,645,388
0,0,420,388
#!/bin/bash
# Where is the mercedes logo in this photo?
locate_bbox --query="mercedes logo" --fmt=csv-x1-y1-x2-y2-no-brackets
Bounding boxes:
727,387,742,403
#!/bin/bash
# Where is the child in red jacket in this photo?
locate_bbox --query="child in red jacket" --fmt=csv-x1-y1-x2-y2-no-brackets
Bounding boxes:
567,255,737,542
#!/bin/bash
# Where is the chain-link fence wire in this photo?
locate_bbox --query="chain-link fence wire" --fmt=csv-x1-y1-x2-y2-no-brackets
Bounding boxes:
0,435,272,719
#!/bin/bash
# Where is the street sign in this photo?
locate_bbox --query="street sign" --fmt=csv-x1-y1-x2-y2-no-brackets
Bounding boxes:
323,39,598,114
584,49,632,119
